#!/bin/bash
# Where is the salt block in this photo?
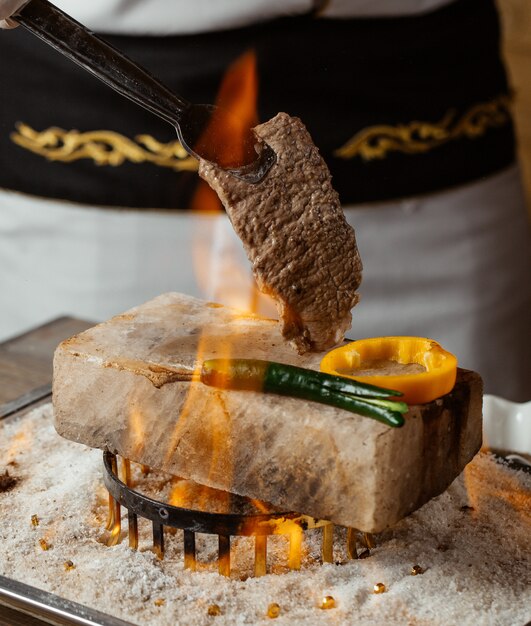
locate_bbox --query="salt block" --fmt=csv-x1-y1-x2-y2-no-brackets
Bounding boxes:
53,293,483,532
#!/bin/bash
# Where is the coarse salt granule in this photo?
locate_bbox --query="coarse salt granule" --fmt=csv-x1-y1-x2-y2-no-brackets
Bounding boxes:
1,404,530,626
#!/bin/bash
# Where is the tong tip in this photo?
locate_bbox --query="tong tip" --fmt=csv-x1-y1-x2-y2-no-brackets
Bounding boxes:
227,141,277,184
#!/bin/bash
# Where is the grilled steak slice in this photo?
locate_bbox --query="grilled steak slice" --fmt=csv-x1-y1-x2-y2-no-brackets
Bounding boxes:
198,112,362,353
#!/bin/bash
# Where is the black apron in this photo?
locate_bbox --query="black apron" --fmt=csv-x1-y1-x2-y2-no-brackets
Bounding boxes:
0,0,515,209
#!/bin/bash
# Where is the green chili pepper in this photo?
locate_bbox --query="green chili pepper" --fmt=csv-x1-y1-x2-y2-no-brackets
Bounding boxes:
200,359,406,428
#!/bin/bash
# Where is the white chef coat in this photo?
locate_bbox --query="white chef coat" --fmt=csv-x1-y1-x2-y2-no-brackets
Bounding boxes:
51,0,455,35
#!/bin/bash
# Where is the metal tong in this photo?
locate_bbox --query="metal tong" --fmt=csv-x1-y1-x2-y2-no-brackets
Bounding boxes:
13,0,276,183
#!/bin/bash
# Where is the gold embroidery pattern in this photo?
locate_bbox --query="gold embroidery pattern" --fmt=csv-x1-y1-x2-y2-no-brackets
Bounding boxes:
334,95,511,161
10,123,199,172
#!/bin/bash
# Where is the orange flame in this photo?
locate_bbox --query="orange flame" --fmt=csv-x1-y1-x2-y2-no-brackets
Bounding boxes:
163,53,278,517
164,314,278,511
188,50,278,316
168,479,190,508
214,49,259,151
169,477,232,514
190,49,259,213
193,49,259,173
127,400,147,459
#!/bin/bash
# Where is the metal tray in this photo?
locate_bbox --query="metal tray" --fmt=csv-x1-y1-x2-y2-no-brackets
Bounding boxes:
0,575,134,626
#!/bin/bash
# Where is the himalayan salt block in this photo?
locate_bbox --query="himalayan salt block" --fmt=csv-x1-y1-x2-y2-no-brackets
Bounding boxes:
53,293,483,533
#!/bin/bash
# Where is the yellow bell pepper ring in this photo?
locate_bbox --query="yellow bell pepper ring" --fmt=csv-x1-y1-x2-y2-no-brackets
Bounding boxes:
320,337,458,405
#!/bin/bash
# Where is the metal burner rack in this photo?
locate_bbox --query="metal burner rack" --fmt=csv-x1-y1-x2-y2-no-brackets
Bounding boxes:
103,452,374,577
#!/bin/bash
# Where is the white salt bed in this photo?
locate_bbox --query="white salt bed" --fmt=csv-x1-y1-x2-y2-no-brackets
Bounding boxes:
1,404,530,626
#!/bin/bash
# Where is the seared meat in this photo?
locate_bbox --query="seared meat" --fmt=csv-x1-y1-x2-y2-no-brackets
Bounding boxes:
199,112,362,353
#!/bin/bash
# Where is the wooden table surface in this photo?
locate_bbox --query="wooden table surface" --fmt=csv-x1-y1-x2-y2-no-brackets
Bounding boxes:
0,317,93,418
0,604,49,626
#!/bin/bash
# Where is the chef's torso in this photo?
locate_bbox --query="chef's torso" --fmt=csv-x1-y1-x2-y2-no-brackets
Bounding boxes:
1,0,529,404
